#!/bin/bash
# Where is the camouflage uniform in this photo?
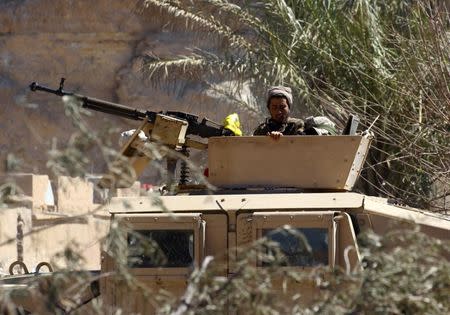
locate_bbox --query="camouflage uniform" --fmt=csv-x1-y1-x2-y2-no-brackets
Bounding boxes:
253,117,304,135
253,116,337,136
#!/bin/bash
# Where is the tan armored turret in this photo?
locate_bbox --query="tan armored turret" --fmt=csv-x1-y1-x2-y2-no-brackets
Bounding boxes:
208,135,371,190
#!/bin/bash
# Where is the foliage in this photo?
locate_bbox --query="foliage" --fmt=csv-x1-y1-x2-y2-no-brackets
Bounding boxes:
142,0,450,211
354,229,450,314
3,220,447,314
155,229,450,315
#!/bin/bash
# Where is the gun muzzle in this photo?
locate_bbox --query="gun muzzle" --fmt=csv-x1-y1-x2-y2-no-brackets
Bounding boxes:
29,82,38,91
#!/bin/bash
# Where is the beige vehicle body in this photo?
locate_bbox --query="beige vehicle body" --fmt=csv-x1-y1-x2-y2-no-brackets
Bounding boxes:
99,136,448,313
2,127,449,314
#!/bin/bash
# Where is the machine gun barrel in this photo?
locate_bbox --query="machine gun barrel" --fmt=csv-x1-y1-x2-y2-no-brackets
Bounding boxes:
29,78,232,138
75,96,147,121
30,79,147,121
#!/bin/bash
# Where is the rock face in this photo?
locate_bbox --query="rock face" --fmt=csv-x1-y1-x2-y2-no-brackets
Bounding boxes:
0,0,260,182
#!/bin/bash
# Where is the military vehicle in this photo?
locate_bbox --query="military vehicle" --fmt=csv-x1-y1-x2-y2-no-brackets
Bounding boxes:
1,80,449,314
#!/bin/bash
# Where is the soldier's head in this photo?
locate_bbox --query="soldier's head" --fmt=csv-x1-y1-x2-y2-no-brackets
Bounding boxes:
267,86,292,123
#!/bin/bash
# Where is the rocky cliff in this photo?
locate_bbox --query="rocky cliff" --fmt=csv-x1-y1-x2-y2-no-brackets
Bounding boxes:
0,0,259,183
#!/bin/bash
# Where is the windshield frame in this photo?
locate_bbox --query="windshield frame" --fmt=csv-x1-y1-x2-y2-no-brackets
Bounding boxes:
251,211,336,269
115,213,204,276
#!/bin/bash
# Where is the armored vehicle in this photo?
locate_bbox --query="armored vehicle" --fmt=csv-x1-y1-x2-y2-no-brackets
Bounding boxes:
3,134,449,314
1,80,449,314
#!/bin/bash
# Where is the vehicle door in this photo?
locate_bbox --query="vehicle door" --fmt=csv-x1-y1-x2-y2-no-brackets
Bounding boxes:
101,212,205,314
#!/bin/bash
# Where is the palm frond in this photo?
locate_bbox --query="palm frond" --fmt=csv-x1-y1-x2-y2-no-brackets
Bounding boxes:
143,0,253,51
143,0,450,209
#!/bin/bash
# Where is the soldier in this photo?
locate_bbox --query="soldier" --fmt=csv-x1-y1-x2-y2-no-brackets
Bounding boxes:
253,86,336,139
253,86,303,139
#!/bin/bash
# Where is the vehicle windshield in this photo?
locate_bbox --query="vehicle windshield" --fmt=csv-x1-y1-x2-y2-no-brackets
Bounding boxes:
127,230,194,268
262,228,328,267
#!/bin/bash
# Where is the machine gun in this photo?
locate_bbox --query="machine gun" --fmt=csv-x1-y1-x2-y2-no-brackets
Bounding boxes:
30,78,233,138
30,78,237,188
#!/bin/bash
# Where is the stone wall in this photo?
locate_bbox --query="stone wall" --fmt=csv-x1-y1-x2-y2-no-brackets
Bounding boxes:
0,173,110,272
